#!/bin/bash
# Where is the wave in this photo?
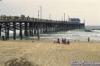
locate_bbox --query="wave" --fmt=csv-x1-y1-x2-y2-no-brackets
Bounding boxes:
91,30,100,33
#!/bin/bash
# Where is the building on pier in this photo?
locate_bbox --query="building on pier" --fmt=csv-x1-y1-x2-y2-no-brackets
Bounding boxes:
68,18,80,23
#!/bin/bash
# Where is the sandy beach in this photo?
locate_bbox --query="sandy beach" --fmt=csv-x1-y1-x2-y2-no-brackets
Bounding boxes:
0,39,100,66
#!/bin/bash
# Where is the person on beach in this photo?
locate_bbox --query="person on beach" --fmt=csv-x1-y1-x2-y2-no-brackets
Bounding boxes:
67,40,70,45
62,38,64,44
54,38,60,44
88,37,90,42
62,38,67,44
64,38,67,44
57,38,60,44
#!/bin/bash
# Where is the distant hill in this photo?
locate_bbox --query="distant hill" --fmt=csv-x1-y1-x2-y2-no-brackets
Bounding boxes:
85,26,100,30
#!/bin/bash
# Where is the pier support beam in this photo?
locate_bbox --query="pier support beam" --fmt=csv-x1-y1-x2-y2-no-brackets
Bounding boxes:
36,23,40,40
24,22,28,37
5,23,8,40
33,23,37,36
0,23,1,38
13,22,16,40
29,22,33,36
6,23,10,40
19,22,23,40
31,22,34,36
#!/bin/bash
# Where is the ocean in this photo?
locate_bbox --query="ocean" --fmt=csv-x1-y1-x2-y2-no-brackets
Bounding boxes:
1,29,100,42
40,29,100,42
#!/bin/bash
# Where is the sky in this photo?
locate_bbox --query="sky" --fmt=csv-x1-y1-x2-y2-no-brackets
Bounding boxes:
0,0,100,26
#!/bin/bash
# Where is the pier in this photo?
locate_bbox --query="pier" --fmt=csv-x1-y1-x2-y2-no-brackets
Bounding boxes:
0,15,85,40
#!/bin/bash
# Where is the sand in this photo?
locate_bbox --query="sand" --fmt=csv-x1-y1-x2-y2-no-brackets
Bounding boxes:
0,39,100,66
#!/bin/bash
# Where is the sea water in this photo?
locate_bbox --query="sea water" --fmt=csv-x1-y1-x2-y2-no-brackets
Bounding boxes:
40,29,100,42
1,29,100,41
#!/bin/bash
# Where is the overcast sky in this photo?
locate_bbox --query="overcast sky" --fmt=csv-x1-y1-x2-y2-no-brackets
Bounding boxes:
0,0,100,25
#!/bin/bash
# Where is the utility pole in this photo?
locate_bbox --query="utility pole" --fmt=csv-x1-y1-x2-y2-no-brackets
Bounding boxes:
37,9,40,40
64,13,66,22
67,15,70,21
40,6,42,19
84,19,85,24
37,6,42,40
38,10,40,19
49,14,51,20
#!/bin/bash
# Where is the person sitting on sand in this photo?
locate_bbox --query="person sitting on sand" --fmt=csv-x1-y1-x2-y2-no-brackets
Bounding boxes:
54,38,60,44
62,38,66,44
62,38,64,44
67,40,70,45
57,38,60,44
64,38,67,44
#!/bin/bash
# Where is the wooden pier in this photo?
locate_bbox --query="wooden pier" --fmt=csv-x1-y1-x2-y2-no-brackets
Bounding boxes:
0,15,85,40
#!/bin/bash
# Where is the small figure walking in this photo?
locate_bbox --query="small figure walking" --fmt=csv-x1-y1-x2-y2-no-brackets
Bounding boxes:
88,37,90,42
2,36,5,41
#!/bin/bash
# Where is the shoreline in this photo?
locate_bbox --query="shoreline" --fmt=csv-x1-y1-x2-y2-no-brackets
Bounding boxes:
0,37,100,44
0,37,100,43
